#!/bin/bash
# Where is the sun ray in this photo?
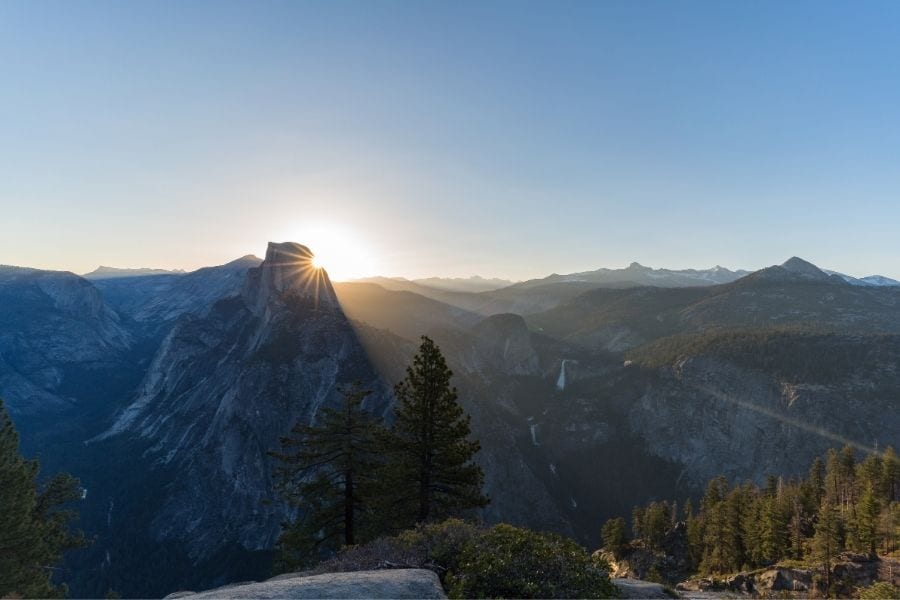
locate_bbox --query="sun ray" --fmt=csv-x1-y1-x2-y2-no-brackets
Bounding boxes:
697,384,881,456
279,223,376,282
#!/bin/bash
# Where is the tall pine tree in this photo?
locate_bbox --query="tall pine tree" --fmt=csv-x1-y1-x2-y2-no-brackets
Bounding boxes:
855,483,880,555
378,336,488,529
271,383,383,568
812,498,843,595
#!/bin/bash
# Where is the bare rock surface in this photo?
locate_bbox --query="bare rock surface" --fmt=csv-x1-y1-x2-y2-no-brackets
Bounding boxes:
165,569,447,599
613,577,671,599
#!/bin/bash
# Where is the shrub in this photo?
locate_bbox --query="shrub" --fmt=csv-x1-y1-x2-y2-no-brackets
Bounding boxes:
315,520,617,599
312,518,480,576
446,523,617,599
396,518,481,573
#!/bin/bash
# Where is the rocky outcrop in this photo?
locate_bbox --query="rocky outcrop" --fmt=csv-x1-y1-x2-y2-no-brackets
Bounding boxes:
612,578,671,599
677,554,896,597
95,242,393,558
755,567,813,592
243,242,338,317
598,523,693,585
166,569,447,599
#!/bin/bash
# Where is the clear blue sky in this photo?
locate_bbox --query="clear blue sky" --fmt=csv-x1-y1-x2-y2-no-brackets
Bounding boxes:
2,0,899,280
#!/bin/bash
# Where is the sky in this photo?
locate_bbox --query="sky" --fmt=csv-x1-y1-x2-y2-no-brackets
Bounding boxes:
2,1,900,281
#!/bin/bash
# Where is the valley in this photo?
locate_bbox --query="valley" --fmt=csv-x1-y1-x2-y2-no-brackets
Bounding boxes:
1,250,898,597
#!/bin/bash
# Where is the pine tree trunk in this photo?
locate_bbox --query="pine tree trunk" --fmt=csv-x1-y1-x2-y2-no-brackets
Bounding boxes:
345,468,354,546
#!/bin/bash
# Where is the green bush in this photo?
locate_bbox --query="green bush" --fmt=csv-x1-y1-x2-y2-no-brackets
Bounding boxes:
396,518,480,573
446,523,618,599
312,518,480,575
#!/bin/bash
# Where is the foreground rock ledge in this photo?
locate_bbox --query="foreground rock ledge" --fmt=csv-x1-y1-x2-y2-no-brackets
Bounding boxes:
165,569,447,599
613,578,671,599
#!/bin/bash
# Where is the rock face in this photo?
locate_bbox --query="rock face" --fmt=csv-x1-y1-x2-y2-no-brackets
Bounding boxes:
466,313,541,376
244,242,338,316
96,242,392,558
626,351,900,485
166,569,447,600
0,266,130,415
91,255,261,326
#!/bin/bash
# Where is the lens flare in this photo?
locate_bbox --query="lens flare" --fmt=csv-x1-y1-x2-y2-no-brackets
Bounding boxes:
284,223,376,281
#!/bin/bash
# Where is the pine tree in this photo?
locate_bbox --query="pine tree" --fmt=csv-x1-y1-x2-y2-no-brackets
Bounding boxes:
812,498,842,595
877,502,898,554
839,445,858,512
684,499,702,570
761,485,792,564
683,498,694,521
601,517,628,559
0,399,85,598
808,456,826,507
857,454,883,499
378,336,488,529
786,484,807,560
855,483,880,555
721,487,747,571
883,447,900,502
825,448,842,504
741,492,764,566
698,476,730,574
631,506,645,539
642,501,670,553
271,383,383,567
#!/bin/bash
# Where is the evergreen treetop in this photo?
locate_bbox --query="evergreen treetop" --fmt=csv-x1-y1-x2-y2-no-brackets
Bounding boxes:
379,336,488,529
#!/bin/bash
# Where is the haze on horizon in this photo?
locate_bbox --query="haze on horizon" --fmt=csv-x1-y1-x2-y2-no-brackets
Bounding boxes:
3,1,900,281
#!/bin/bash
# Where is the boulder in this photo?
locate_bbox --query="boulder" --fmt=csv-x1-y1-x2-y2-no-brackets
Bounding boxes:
724,571,755,593
838,551,877,563
756,567,812,592
165,569,447,599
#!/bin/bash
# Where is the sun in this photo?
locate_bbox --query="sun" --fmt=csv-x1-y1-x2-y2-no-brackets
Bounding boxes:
291,224,376,282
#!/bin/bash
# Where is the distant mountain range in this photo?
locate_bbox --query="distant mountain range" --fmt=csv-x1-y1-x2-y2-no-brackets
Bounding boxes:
411,275,514,292
355,259,900,293
81,259,899,292
83,266,187,279
825,270,900,287
509,262,751,289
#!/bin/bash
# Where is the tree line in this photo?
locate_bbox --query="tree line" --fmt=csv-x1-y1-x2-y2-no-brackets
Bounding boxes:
627,327,900,385
270,335,489,569
604,445,900,593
